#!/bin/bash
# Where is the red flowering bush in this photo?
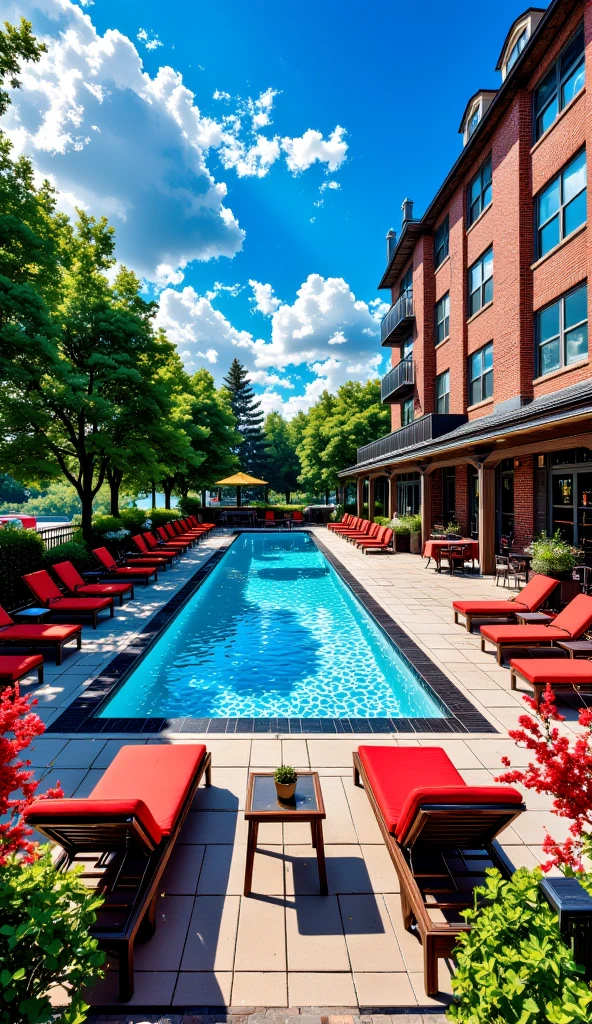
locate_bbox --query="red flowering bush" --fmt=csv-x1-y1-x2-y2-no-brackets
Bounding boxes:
498,684,592,876
0,682,62,864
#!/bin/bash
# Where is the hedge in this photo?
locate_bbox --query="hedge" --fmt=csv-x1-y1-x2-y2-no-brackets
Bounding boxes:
41,541,95,573
0,528,45,612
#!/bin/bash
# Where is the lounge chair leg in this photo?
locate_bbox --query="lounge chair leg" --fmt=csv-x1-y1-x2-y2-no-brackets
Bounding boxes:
138,895,157,942
400,886,413,931
56,644,63,666
480,638,485,652
205,756,212,787
424,936,439,997
454,611,458,625
92,612,97,630
76,634,82,650
466,615,472,633
497,646,503,666
38,665,44,685
118,942,134,1002
110,603,115,616
534,685,543,708
353,761,360,787
510,670,516,690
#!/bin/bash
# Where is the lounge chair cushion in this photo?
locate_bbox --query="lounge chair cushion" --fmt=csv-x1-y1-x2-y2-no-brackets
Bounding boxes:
395,785,524,842
511,658,592,684
90,744,207,836
26,797,164,846
453,574,557,616
0,623,81,640
0,654,44,680
480,624,571,643
357,746,464,833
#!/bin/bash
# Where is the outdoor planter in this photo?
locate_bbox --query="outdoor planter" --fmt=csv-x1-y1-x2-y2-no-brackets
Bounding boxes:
410,530,421,554
274,765,297,801
394,532,410,552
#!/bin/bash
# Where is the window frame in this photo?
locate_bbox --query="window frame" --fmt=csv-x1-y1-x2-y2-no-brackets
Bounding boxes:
468,247,494,318
467,155,492,227
436,370,450,414
434,215,450,269
399,267,413,300
535,148,587,259
533,24,585,142
468,341,494,406
435,292,450,344
505,26,528,75
535,282,588,378
401,397,414,425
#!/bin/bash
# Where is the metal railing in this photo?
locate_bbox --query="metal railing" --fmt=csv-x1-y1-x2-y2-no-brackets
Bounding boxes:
381,358,414,402
36,523,82,550
356,413,468,465
380,294,414,344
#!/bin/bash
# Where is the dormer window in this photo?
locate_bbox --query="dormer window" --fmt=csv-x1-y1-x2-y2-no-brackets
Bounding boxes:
467,103,481,139
459,91,497,147
506,27,528,74
496,9,544,82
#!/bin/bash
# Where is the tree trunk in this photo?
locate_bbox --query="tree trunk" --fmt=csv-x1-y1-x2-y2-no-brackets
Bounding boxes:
201,489,206,508
325,489,330,505
285,490,291,505
108,469,122,517
163,481,172,509
151,481,157,508
80,475,94,543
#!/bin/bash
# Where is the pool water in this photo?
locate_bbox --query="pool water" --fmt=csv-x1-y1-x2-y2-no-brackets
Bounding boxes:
100,533,446,719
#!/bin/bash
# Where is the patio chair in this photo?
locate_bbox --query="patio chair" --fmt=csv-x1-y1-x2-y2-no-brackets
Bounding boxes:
453,573,558,632
142,532,182,559
0,604,81,664
353,745,523,995
52,560,135,604
508,553,528,589
328,513,353,532
480,593,592,664
165,522,196,546
25,743,212,1002
130,534,174,567
92,547,158,585
347,521,380,543
290,510,304,526
0,654,44,686
187,515,215,532
337,519,372,541
170,519,206,540
264,510,277,527
355,526,394,554
510,656,592,707
440,543,474,575
495,554,510,587
23,570,114,630
330,514,358,534
572,565,592,595
157,525,191,551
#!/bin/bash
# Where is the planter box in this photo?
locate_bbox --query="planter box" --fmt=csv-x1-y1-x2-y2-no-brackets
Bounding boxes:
410,531,421,555
394,533,410,552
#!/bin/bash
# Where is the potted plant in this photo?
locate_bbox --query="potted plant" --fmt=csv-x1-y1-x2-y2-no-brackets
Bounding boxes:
526,531,583,606
391,516,411,552
408,513,422,554
274,765,297,801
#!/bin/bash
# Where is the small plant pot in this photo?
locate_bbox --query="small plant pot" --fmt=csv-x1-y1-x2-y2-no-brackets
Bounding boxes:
275,781,296,801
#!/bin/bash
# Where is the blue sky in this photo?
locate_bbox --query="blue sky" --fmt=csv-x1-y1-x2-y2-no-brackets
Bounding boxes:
2,0,543,414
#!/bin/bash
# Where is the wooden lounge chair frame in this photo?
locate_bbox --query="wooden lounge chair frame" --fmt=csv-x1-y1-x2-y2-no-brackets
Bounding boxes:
0,628,81,665
31,752,212,1002
352,751,523,995
510,661,592,707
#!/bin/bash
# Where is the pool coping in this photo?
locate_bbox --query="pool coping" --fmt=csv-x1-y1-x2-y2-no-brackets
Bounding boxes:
47,530,497,736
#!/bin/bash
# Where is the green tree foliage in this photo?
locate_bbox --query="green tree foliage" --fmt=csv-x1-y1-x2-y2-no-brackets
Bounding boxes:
0,527,44,611
0,17,44,117
223,359,268,476
263,412,301,503
182,369,240,493
0,474,27,505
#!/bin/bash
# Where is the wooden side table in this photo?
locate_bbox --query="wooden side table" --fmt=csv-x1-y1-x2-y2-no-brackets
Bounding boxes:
555,640,592,659
515,612,555,625
244,771,327,896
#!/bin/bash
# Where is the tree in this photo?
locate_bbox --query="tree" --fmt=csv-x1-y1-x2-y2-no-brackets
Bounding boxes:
296,391,337,499
263,411,301,503
183,369,240,497
223,359,268,477
0,17,45,119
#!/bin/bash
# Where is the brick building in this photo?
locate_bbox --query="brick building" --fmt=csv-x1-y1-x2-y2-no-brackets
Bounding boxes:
338,0,592,573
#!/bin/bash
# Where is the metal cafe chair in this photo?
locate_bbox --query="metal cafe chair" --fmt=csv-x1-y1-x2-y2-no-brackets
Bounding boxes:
441,543,473,576
508,554,528,590
572,565,592,595
495,554,511,587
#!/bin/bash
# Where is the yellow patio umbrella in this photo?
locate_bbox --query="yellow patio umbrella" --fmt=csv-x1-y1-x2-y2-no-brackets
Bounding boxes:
215,471,268,508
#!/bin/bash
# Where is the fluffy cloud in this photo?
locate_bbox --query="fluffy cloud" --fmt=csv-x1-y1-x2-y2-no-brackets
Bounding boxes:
137,28,163,51
249,280,281,315
282,127,347,173
155,285,258,372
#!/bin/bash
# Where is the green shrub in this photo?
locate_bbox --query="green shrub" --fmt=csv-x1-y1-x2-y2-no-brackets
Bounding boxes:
178,496,202,517
142,507,182,528
249,502,307,512
0,528,45,612
330,503,346,523
373,516,391,526
391,514,421,535
274,765,297,784
41,541,95,574
119,507,152,534
528,531,582,577
0,847,105,1024
448,867,592,1024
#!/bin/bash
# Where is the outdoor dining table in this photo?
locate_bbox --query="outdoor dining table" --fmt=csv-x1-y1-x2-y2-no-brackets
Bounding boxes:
423,538,479,570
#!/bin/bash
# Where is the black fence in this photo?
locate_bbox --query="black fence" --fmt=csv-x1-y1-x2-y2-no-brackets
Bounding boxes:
36,523,82,550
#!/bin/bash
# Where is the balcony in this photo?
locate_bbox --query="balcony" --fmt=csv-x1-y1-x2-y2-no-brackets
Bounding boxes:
380,294,415,346
356,412,468,465
381,358,414,403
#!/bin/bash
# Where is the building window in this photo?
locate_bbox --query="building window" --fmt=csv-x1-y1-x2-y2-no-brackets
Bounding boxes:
536,282,588,377
402,336,413,360
434,216,449,269
402,397,414,425
534,25,585,141
468,247,493,317
536,150,586,258
467,102,481,140
435,293,450,343
399,267,413,299
468,341,493,405
505,27,528,75
467,155,492,226
436,370,450,414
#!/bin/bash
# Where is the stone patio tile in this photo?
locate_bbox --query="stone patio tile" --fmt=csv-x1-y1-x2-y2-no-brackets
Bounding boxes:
173,972,233,1006
85,971,177,1006
40,768,88,797
465,740,530,768
353,972,416,1007
308,740,360,767
417,741,482,770
26,737,68,767
408,967,453,1007
284,844,371,896
134,894,194,970
52,739,106,768
161,844,206,895
467,688,522,708
360,846,400,894
340,895,405,972
285,896,349,971
343,777,385,844
288,974,357,1008
251,741,283,766
72,769,103,797
232,974,288,1007
198,843,284,896
235,896,286,971
497,844,542,871
179,811,247,845
282,740,309,766
382,895,424,973
206,740,252,766
318,778,358,844
511,810,572,846
191,768,247,810
180,896,240,970
91,738,147,768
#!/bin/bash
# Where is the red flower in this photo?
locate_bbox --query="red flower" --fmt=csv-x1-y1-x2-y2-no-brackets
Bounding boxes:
0,683,63,865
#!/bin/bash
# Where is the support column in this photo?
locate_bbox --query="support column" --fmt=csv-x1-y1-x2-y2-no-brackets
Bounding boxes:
368,477,376,521
356,477,364,516
420,471,432,550
478,463,496,575
387,475,396,520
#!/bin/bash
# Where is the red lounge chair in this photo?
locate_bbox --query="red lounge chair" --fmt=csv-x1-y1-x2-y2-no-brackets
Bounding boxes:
510,657,592,706
52,561,135,604
0,654,44,686
0,605,81,664
25,743,212,1002
347,521,380,543
355,526,394,554
165,522,194,546
328,513,352,532
158,525,191,551
339,519,372,540
453,573,558,632
331,514,358,533
130,534,174,567
290,510,304,525
93,547,158,585
480,593,592,665
143,531,182,558
188,515,215,532
172,518,206,538
23,570,114,630
353,745,523,995
264,510,276,527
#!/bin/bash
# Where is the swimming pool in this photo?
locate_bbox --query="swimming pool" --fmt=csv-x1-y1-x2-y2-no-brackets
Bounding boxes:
100,532,447,720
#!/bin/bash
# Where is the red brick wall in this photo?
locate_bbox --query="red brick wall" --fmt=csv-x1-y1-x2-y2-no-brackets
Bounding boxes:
513,456,535,549
455,465,469,535
430,469,443,528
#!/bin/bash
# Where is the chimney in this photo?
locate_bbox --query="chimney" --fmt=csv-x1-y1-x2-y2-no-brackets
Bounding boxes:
386,229,396,262
401,198,414,224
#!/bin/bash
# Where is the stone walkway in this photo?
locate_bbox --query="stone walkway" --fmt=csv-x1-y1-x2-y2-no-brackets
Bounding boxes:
24,527,577,1013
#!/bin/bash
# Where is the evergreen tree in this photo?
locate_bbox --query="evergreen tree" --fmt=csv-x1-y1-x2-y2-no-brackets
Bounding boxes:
222,359,268,477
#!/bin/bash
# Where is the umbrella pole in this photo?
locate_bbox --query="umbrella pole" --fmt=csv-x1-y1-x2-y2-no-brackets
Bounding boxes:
237,485,241,508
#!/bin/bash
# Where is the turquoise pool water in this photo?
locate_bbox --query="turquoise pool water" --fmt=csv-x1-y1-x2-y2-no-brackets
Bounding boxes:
100,533,445,719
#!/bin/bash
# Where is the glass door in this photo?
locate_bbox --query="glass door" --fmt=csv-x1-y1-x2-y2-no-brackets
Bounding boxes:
577,472,592,559
552,474,575,543
499,468,514,547
469,467,479,539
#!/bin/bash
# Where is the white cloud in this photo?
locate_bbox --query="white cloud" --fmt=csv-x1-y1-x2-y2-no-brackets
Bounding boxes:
213,89,231,101
205,281,243,300
155,263,185,287
155,285,259,373
137,27,163,51
282,126,348,173
248,86,277,130
320,180,340,192
249,280,281,315
218,132,281,178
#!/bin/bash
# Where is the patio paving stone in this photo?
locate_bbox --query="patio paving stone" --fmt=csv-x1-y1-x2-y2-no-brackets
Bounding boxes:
287,975,357,1007
235,897,286,971
174,971,233,1006
181,896,240,971
340,895,406,972
353,972,417,1008
231,974,288,1007
285,896,349,971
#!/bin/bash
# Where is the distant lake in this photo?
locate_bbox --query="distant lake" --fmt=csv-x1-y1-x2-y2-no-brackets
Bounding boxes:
135,493,179,510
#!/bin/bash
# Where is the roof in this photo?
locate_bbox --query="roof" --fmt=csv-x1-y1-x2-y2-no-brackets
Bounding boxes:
338,378,592,477
378,0,582,290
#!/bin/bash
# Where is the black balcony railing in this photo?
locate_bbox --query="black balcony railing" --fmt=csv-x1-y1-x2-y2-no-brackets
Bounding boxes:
356,413,468,465
380,295,415,346
381,359,414,403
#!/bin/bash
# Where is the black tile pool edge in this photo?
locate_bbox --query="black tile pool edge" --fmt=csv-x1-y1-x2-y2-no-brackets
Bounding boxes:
47,530,497,735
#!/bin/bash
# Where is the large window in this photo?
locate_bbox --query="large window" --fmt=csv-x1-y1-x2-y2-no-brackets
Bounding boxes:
468,341,493,405
536,149,586,258
435,293,450,343
436,370,450,414
399,267,413,299
402,397,414,425
468,247,493,316
536,282,588,377
434,216,449,268
467,156,492,226
534,26,585,141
